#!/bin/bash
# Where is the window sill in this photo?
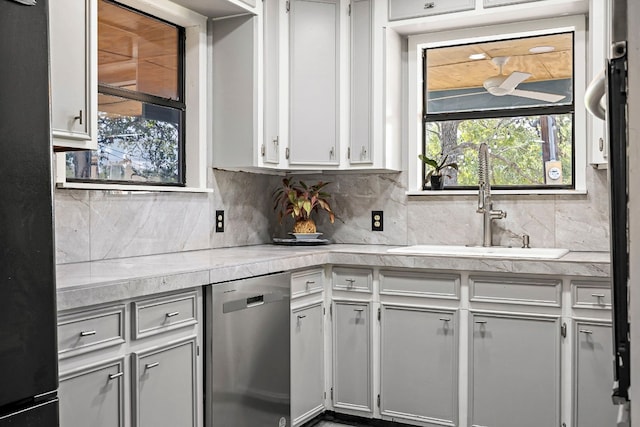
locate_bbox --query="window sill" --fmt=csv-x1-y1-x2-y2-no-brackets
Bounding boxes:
406,188,587,197
56,181,213,193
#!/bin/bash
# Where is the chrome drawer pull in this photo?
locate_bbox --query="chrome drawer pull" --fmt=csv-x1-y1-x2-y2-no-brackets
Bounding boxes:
345,279,356,285
306,280,315,285
424,2,435,9
145,362,160,370
166,311,180,318
591,293,606,298
80,330,96,337
297,315,306,320
108,372,123,381
579,329,594,334
475,320,487,324
439,318,451,322
354,308,364,312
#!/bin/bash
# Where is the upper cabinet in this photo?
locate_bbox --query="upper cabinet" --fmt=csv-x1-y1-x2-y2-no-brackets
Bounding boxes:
49,0,97,151
388,0,474,21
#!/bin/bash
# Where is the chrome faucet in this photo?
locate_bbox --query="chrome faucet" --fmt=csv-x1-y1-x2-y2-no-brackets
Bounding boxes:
477,143,507,247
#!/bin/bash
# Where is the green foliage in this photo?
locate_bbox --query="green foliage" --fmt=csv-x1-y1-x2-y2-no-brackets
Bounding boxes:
418,153,458,181
272,178,336,224
425,114,573,187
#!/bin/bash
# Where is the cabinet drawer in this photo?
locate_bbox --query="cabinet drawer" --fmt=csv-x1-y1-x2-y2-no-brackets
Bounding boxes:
572,281,612,310
58,305,126,359
380,270,460,299
133,291,198,339
332,267,373,292
388,0,474,21
292,268,324,298
484,0,540,8
470,276,561,307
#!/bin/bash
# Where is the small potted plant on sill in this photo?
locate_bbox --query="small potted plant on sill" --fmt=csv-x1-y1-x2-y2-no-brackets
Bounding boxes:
272,178,336,237
419,153,458,190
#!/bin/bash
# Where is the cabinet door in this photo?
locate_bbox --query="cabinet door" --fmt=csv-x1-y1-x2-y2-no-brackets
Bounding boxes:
291,303,324,426
333,302,371,413
350,0,373,164
380,306,457,425
59,358,125,427
132,337,197,427
289,0,339,165
49,0,96,150
388,0,474,21
574,322,618,427
263,0,281,165
470,313,560,427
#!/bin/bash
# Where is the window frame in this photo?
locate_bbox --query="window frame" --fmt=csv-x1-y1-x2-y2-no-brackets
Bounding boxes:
406,15,587,195
55,0,209,192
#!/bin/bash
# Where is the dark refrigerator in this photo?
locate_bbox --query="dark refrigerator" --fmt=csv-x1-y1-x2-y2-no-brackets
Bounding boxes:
0,0,59,425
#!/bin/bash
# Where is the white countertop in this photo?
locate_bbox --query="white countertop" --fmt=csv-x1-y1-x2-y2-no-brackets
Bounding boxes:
56,244,611,311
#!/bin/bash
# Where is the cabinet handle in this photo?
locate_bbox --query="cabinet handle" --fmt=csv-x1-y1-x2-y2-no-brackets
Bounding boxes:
353,308,364,312
579,329,594,334
591,293,606,298
297,315,306,320
424,2,435,9
74,110,83,125
439,318,451,322
345,278,356,285
145,362,160,370
165,311,180,318
80,330,96,337
475,320,487,324
305,280,315,287
108,372,123,381
329,147,335,159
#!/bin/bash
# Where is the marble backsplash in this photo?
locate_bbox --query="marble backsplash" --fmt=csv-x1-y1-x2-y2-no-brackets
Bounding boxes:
54,166,610,264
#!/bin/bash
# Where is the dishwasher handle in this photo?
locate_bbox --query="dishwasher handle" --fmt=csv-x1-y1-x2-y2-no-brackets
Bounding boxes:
222,292,289,314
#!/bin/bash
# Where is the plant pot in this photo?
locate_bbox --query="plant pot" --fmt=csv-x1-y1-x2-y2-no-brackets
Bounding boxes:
430,175,445,190
293,219,317,233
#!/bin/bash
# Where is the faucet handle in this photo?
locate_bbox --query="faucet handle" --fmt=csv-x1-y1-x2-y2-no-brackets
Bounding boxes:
522,234,531,248
489,209,507,220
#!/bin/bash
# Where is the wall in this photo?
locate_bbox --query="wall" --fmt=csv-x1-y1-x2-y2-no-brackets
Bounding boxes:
55,161,609,264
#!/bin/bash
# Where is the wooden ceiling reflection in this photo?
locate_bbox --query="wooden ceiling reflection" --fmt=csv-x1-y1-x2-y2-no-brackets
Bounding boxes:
427,33,573,91
98,0,179,115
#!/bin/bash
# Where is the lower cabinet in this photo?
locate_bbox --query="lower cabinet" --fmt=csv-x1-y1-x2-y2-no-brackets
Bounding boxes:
470,313,560,427
58,290,202,427
132,337,198,427
574,321,618,427
380,305,458,426
59,358,125,427
333,301,371,414
291,303,325,426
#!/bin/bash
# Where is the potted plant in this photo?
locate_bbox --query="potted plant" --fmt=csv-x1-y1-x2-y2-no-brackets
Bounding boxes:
272,178,336,234
419,153,458,190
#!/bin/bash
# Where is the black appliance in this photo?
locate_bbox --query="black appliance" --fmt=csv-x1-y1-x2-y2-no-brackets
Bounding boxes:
0,0,59,425
607,0,630,405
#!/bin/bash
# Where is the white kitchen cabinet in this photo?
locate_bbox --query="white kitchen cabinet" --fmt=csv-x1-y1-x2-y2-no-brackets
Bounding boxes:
388,0,474,21
132,337,198,427
288,0,340,166
349,0,373,164
49,0,97,150
59,358,125,427
380,305,458,425
291,302,325,426
470,312,560,427
58,289,203,427
332,301,372,414
573,321,618,427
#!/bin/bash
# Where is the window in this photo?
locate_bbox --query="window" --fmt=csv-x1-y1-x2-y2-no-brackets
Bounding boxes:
423,32,574,190
407,17,587,194
66,0,185,186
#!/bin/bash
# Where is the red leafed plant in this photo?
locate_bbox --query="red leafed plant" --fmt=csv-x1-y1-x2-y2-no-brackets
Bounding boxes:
272,178,335,233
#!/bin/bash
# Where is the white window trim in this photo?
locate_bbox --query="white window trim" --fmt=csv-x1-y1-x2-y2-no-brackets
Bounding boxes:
406,15,587,195
55,0,211,193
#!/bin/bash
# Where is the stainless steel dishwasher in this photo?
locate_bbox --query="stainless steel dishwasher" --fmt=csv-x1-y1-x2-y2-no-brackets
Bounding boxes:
206,272,291,427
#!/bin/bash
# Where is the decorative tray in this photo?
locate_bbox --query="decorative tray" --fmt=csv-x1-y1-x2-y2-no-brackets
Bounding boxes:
272,238,330,246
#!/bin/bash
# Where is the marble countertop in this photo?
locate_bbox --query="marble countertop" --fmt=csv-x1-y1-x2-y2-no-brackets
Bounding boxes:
56,244,611,311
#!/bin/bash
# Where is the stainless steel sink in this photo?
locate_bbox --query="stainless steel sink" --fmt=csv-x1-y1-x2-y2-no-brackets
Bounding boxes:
387,245,569,259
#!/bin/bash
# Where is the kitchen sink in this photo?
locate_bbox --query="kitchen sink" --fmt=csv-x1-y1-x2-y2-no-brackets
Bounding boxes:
387,245,569,259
